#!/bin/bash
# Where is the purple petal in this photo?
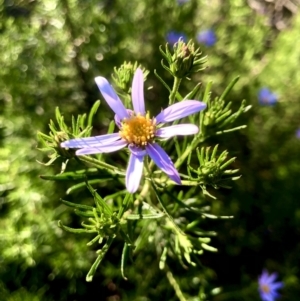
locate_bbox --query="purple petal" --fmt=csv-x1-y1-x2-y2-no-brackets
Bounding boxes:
61,133,121,149
155,100,207,124
126,153,145,193
266,272,278,284
128,145,147,157
94,76,129,119
131,68,145,115
270,292,281,300
261,293,273,301
146,143,181,184
75,140,127,155
258,88,277,105
197,29,216,47
156,124,199,138
115,109,134,128
270,282,284,290
261,269,269,279
259,270,269,284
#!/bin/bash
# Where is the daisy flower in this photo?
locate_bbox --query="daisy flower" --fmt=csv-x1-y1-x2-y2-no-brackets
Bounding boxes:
177,0,189,5
258,270,283,301
296,128,300,139
61,68,206,193
258,88,278,105
196,29,216,47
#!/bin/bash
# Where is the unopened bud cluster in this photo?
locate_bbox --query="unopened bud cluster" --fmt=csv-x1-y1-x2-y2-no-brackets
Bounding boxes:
188,145,240,188
160,39,207,78
112,61,149,94
94,212,120,238
112,61,138,93
203,93,251,135
203,97,231,127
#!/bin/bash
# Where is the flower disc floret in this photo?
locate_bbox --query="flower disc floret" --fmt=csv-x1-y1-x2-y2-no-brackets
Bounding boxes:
261,284,270,293
119,113,156,146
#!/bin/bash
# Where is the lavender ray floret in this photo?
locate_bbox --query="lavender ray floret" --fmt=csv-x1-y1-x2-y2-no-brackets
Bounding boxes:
75,140,127,155
131,68,145,115
61,133,120,148
155,100,206,124
146,143,181,184
156,124,199,138
95,76,129,119
126,153,145,193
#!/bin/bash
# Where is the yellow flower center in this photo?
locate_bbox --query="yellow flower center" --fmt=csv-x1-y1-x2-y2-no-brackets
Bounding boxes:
119,112,156,146
261,284,270,293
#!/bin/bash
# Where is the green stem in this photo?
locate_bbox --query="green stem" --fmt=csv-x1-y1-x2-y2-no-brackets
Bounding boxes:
79,156,125,176
136,159,154,202
117,193,132,219
165,267,187,301
157,179,200,186
174,136,204,170
216,125,247,135
169,77,182,105
86,236,114,282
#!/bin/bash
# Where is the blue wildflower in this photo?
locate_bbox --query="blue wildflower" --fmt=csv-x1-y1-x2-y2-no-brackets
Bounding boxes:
296,128,300,139
177,0,189,4
196,29,216,47
258,88,278,105
166,31,187,45
61,69,207,193
258,270,283,301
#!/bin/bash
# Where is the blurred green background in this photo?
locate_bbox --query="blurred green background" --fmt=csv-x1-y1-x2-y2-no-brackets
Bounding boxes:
1,0,300,300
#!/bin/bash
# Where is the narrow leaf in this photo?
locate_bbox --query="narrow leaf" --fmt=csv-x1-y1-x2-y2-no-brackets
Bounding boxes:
219,76,239,102
216,125,247,135
86,237,114,282
88,100,101,126
58,220,97,233
154,69,171,92
183,82,202,101
150,182,185,236
87,234,102,246
61,199,93,210
86,181,113,215
67,179,112,195
125,212,164,220
121,243,129,280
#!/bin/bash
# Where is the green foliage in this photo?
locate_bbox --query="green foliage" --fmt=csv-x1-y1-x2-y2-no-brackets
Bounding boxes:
35,36,248,301
187,145,240,190
1,0,300,300
37,101,100,167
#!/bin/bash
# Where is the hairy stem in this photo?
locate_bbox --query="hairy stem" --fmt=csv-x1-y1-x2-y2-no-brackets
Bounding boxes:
169,77,182,105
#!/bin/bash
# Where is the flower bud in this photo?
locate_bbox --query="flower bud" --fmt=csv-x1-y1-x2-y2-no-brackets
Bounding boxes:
112,61,137,93
160,39,207,78
188,146,240,189
112,62,149,94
